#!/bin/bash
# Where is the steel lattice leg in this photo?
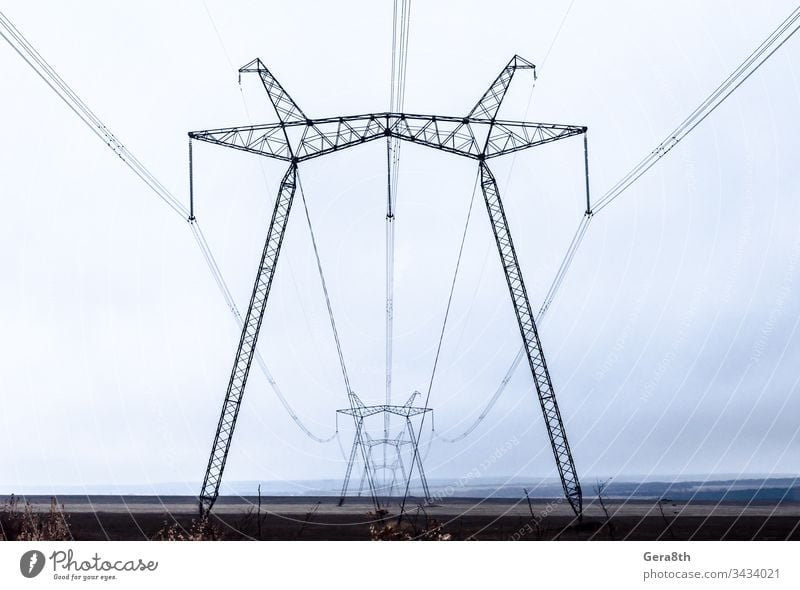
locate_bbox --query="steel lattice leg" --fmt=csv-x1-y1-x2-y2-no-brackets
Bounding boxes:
199,163,298,516
338,418,363,506
357,463,368,497
406,418,432,503
364,444,380,508
395,444,408,489
478,161,582,517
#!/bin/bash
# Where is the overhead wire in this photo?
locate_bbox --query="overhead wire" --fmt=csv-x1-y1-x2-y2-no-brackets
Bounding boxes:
198,4,341,443
296,176,353,395
385,0,411,410
435,2,800,444
592,4,800,214
7,2,797,461
190,219,337,443
399,171,480,513
383,0,412,492
435,211,592,443
0,11,188,220
0,8,336,443
295,174,371,480
431,1,579,444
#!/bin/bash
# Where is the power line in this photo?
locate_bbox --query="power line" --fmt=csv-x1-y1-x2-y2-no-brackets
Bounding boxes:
296,176,353,395
435,211,591,443
9,3,797,495
400,171,479,511
436,3,800,444
385,0,412,407
0,11,188,220
430,1,578,445
0,9,336,443
384,0,412,489
197,5,341,443
593,4,800,213
189,219,336,443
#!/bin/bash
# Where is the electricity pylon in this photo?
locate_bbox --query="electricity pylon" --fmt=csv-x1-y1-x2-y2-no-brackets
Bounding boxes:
336,390,432,509
191,55,586,518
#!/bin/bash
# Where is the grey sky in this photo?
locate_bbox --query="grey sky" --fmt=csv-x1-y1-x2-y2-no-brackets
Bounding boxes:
1,0,799,493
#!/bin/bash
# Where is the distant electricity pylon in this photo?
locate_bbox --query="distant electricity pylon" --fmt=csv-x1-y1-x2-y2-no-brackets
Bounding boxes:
336,390,432,510
190,55,589,518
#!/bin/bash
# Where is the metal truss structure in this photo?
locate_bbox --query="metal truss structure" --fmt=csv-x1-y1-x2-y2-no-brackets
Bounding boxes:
192,54,586,518
337,391,432,509
357,433,412,499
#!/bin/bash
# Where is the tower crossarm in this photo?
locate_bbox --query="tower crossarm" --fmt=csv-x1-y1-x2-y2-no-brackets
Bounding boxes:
483,121,585,158
336,404,432,419
189,115,584,162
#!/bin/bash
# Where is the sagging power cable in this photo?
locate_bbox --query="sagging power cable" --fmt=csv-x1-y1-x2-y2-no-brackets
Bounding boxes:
0,9,336,443
437,3,800,444
429,1,578,445
399,171,480,513
198,5,342,443
435,149,591,443
593,4,800,213
296,176,354,395
0,11,188,220
189,220,336,443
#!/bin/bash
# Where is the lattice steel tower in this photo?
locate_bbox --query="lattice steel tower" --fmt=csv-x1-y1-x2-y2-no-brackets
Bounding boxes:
336,390,432,509
190,55,586,518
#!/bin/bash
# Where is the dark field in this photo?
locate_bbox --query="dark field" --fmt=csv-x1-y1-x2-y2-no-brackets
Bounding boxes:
3,495,799,540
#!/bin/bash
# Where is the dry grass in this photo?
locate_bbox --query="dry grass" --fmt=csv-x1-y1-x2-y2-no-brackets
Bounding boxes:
368,508,452,541
152,514,223,541
0,494,72,541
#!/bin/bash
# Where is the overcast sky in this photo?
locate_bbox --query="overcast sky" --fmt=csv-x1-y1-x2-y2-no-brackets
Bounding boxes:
1,0,799,495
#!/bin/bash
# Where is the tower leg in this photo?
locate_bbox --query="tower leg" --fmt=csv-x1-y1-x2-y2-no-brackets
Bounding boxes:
406,418,432,503
357,462,368,497
199,163,298,516
387,462,397,498
395,444,408,490
478,161,582,517
364,444,380,507
338,418,363,506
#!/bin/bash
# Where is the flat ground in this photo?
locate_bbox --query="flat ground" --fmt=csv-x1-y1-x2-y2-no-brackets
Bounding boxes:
4,496,800,540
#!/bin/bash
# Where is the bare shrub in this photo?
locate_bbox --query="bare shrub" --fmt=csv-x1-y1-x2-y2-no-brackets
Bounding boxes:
368,508,451,541
1,495,71,541
294,501,320,540
152,514,223,541
233,485,271,540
